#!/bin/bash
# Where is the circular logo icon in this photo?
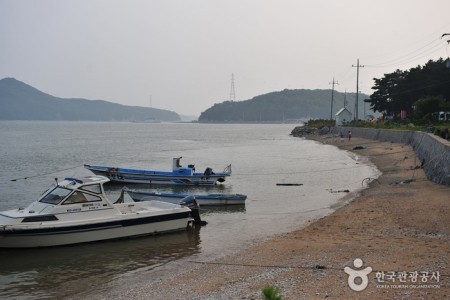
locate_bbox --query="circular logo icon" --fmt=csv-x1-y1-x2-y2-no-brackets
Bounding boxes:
344,258,372,291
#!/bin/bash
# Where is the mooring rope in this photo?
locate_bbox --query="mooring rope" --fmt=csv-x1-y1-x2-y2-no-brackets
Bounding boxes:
9,164,85,182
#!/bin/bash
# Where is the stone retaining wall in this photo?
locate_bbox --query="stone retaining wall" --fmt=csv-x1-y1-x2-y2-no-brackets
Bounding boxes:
342,127,450,186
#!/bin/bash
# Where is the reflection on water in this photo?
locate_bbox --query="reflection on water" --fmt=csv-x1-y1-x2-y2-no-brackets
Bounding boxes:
0,227,201,299
200,205,246,214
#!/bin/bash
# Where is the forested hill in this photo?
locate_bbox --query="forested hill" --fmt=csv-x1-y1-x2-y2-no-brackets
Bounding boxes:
198,89,370,122
0,78,180,122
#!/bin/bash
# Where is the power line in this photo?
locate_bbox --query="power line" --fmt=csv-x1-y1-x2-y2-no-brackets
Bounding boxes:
381,78,450,97
9,165,85,182
338,69,355,91
366,41,444,68
366,38,441,67
363,21,450,63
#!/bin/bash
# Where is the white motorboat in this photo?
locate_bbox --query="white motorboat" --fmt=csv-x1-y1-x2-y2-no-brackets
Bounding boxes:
0,176,195,248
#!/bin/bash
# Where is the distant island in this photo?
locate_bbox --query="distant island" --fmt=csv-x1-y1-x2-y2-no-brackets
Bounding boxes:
0,78,180,122
199,89,371,123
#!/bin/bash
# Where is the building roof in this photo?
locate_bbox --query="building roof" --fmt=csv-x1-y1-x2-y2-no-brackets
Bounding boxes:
335,107,352,116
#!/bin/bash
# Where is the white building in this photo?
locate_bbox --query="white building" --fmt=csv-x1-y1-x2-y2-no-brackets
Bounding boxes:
335,107,353,126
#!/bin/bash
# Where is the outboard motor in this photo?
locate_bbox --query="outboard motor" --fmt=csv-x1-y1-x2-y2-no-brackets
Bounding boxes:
180,195,207,226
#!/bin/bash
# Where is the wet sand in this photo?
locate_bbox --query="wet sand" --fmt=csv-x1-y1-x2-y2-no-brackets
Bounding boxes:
96,136,449,299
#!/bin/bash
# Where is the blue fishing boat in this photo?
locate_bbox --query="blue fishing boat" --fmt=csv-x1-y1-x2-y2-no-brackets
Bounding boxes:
125,188,247,206
84,157,231,185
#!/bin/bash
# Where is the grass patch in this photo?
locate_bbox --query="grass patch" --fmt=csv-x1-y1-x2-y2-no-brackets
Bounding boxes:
262,286,283,300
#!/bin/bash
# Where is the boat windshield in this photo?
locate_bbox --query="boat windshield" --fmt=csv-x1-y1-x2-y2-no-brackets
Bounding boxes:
39,187,72,205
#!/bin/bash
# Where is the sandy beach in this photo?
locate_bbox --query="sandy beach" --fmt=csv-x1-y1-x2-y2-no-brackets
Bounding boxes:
97,135,449,299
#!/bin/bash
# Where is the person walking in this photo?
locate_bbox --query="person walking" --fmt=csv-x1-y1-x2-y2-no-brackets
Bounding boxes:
348,130,352,141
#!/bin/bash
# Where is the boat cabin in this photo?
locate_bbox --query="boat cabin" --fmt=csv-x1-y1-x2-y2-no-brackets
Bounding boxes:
22,176,112,217
172,157,195,175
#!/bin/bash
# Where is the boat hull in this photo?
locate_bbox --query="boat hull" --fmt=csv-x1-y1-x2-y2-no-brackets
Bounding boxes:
85,167,228,185
127,190,247,206
0,212,190,248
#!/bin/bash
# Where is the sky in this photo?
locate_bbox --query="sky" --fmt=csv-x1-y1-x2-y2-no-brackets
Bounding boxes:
1,0,449,117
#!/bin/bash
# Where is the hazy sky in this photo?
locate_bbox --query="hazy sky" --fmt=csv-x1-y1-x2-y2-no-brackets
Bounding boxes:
1,0,449,116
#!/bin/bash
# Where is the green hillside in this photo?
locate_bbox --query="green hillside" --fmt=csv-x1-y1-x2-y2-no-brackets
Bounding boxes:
199,89,370,122
0,78,180,122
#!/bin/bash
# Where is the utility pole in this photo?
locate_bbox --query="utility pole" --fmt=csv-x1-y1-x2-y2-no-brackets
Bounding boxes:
442,34,450,68
352,59,364,120
230,73,236,101
329,77,339,120
344,89,347,108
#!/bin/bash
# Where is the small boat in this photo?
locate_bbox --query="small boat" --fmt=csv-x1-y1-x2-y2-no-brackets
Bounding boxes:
0,176,199,248
125,188,247,206
84,157,232,185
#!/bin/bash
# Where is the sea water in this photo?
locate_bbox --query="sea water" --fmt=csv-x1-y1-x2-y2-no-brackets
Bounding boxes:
0,121,379,299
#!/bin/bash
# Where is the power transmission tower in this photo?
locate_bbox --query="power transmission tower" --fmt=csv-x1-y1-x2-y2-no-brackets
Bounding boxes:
230,73,236,101
352,59,364,120
329,77,339,120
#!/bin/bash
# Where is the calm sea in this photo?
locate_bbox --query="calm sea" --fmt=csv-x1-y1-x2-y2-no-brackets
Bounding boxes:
0,121,379,299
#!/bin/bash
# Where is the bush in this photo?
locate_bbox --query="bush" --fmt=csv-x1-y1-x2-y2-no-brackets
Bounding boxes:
305,119,335,128
262,286,283,300
434,126,449,140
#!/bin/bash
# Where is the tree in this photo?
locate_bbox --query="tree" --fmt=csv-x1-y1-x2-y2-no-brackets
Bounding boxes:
369,70,406,115
367,58,450,119
414,95,450,120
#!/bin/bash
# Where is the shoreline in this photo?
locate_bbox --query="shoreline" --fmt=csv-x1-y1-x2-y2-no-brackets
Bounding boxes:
83,135,449,299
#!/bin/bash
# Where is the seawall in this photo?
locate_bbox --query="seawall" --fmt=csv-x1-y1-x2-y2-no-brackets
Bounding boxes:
341,127,450,186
